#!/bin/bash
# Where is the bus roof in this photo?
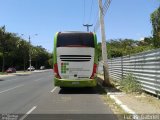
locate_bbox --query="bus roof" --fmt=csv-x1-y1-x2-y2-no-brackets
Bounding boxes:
56,31,95,48
58,31,94,34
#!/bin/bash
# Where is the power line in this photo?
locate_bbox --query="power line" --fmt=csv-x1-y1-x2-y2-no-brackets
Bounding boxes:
93,12,98,26
83,0,94,32
83,0,86,24
88,0,94,24
93,10,99,32
94,0,112,32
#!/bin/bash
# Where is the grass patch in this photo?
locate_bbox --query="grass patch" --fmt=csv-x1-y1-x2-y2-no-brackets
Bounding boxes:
135,92,160,109
96,75,116,87
96,76,131,119
119,73,142,94
0,72,7,75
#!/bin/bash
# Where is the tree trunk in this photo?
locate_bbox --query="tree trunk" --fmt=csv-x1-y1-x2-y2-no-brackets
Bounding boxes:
23,58,26,72
2,51,5,73
36,60,38,69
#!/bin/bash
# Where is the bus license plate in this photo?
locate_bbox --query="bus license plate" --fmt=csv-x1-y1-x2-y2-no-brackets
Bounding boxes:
72,82,79,85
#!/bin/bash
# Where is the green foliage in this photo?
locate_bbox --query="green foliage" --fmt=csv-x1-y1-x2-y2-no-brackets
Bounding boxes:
97,42,102,61
97,7,159,59
119,74,142,93
97,38,153,60
48,58,53,68
0,26,52,71
151,6,160,48
31,45,51,69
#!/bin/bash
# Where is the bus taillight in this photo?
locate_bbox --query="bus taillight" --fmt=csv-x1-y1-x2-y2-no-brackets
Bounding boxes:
54,63,61,79
90,64,97,79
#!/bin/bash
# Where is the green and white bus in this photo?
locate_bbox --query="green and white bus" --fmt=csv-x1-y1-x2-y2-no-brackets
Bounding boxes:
53,31,98,87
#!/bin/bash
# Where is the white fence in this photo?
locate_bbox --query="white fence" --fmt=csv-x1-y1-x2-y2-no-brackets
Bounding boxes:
98,49,160,95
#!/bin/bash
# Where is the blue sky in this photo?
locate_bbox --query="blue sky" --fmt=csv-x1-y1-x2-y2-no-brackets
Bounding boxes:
0,0,159,52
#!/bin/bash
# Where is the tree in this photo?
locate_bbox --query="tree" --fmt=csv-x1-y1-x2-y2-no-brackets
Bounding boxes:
97,42,102,61
31,46,51,69
0,26,13,72
0,26,52,72
97,38,153,59
16,39,29,71
151,6,160,48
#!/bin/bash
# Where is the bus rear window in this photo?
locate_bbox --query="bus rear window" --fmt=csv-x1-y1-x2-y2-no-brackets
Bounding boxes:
57,33,95,48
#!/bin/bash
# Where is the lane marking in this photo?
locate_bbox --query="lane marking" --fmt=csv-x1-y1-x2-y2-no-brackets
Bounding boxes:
0,84,24,94
20,106,37,120
50,87,57,93
26,106,37,114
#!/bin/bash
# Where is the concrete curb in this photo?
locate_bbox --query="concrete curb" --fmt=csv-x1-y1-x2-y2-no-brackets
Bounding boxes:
0,74,15,78
0,70,51,78
108,94,142,120
96,76,135,114
0,72,32,78
97,78,141,120
33,70,50,73
13,72,32,75
108,93,136,114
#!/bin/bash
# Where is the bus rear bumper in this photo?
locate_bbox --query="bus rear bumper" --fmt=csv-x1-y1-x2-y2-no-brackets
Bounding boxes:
54,77,97,87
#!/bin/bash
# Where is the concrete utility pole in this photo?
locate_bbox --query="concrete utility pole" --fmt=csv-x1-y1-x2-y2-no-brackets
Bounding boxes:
98,0,110,86
83,24,93,32
2,26,5,73
29,36,31,72
21,34,37,71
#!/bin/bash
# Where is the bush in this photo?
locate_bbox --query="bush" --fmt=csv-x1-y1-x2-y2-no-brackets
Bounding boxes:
120,73,142,93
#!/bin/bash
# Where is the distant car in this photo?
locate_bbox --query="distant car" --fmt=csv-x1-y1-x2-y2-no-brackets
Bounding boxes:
27,66,35,71
40,66,45,70
6,67,16,73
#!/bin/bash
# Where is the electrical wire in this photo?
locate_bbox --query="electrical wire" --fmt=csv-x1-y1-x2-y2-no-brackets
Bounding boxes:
88,0,94,24
83,0,86,24
93,0,112,32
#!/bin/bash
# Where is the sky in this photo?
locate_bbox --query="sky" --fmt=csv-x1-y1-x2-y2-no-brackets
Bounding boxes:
0,0,159,52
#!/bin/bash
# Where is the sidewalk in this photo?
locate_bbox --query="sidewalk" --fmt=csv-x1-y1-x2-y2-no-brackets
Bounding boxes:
0,69,51,78
0,71,32,78
97,75,160,115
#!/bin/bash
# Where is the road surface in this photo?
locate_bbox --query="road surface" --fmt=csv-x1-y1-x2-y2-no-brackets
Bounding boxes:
0,70,117,120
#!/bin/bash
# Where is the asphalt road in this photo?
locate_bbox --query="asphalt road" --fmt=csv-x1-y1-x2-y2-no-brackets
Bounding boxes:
0,70,117,120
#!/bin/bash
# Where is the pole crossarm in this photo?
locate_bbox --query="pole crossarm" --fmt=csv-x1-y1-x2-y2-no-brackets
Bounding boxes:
83,24,93,32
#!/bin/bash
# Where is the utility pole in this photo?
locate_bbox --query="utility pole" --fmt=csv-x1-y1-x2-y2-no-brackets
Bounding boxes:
2,26,5,73
83,24,93,32
98,0,110,86
20,34,37,72
29,36,31,72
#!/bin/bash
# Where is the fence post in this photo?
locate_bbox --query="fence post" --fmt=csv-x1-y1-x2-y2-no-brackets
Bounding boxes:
111,58,112,78
121,57,123,80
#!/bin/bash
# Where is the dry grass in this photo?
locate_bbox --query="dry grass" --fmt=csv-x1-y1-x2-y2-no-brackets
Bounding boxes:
101,95,128,120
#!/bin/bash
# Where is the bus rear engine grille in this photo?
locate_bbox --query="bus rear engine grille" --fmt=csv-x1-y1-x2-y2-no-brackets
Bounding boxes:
60,55,91,62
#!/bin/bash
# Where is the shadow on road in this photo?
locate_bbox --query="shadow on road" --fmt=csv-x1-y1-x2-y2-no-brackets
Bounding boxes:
25,114,117,120
96,76,121,93
0,79,4,81
58,84,107,95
